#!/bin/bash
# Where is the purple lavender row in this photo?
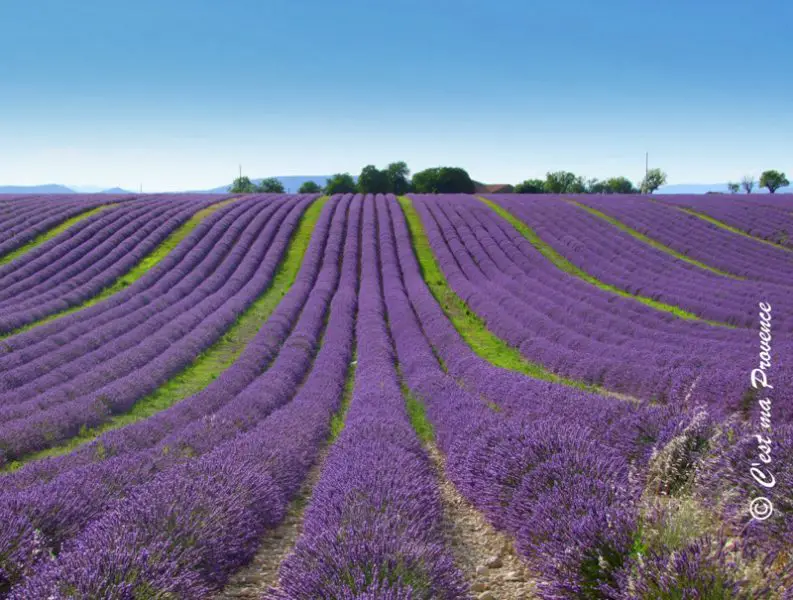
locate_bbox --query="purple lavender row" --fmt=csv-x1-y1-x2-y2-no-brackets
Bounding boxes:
271,194,467,600
391,196,792,594
0,194,346,576
489,194,793,329
0,199,81,239
0,194,224,284
433,196,793,386
0,193,344,591
0,199,203,298
0,196,313,465
386,195,675,458
658,194,793,247
435,195,759,364
0,195,340,494
577,194,793,286
0,195,270,360
7,195,361,598
0,196,107,247
409,194,764,411
0,198,274,395
379,194,710,596
0,197,284,406
0,195,131,255
0,198,216,331
0,196,184,294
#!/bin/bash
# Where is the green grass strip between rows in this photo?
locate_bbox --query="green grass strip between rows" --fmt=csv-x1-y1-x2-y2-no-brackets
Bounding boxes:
396,195,617,397
676,206,793,253
3,196,328,471
1,198,240,340
0,205,115,267
477,196,730,327
570,200,745,279
329,352,357,442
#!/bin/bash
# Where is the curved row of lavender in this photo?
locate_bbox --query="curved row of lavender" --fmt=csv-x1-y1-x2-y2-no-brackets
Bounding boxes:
0,195,225,333
6,194,363,597
0,193,788,597
486,194,793,329
409,194,785,411
0,195,129,257
0,195,315,465
657,194,793,247
0,195,343,496
379,193,790,597
576,194,793,285
271,194,467,599
0,193,347,588
0,196,258,358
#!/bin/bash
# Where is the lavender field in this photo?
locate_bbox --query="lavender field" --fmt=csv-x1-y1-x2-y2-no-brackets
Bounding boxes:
0,192,790,599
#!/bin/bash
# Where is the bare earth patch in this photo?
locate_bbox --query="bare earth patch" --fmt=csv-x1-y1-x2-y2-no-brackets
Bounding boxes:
427,444,538,600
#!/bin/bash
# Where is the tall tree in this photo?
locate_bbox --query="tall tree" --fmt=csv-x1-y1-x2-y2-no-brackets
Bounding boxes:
298,181,322,194
604,177,637,194
741,176,756,194
640,168,667,194
514,179,545,193
759,170,789,194
258,177,285,193
727,182,740,194
386,161,411,195
412,167,475,193
229,175,257,193
357,165,391,194
543,171,585,193
324,173,357,195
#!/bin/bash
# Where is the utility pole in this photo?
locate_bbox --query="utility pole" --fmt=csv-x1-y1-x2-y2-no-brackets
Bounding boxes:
239,164,242,180
643,152,649,194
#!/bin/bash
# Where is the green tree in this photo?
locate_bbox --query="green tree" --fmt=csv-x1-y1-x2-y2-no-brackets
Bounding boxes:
357,165,391,194
741,176,756,194
229,175,258,193
604,177,637,194
543,171,585,193
257,177,285,193
298,181,322,194
411,167,475,193
759,170,789,194
640,168,667,194
727,182,740,194
386,161,411,194
586,178,606,194
324,173,357,195
514,179,546,193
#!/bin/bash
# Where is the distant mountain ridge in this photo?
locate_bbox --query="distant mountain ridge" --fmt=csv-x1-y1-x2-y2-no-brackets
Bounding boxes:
201,176,339,193
0,184,76,194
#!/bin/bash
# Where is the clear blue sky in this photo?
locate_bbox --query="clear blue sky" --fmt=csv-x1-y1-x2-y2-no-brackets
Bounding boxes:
1,0,791,191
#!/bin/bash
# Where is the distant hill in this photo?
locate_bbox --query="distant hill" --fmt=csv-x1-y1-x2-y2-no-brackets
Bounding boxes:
100,187,134,194
0,184,76,194
202,176,339,193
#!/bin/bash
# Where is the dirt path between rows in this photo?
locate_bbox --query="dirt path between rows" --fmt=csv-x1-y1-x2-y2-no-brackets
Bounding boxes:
215,449,326,599
427,444,538,600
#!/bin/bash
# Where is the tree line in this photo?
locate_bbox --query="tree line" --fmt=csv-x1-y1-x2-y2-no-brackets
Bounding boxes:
726,171,789,194
230,164,789,195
